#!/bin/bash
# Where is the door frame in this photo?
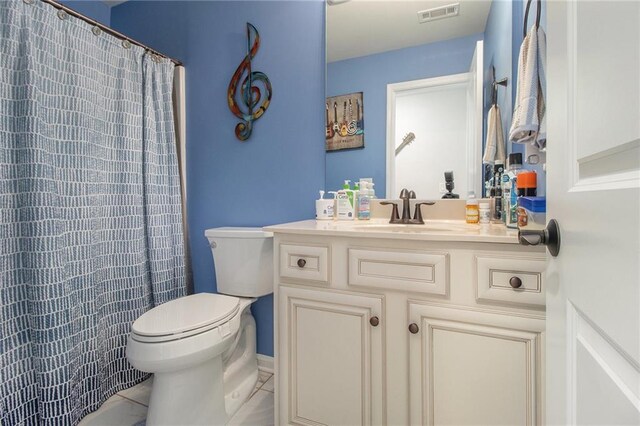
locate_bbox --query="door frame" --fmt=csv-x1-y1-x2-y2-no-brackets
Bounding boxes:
386,72,472,198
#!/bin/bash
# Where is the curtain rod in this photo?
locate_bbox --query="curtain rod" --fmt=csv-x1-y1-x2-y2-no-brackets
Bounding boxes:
39,0,183,66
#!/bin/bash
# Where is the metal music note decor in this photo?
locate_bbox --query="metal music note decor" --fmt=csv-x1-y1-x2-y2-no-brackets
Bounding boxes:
227,23,272,141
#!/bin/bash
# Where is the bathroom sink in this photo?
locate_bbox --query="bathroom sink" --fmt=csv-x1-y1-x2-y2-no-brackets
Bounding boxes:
352,222,467,233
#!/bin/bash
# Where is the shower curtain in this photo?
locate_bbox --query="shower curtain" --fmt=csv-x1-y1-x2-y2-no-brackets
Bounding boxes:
0,1,186,424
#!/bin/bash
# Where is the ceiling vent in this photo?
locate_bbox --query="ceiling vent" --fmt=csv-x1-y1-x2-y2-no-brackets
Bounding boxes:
417,3,460,23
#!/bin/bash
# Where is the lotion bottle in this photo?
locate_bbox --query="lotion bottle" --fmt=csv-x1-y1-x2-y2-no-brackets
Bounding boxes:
336,180,356,220
357,181,371,220
315,190,334,220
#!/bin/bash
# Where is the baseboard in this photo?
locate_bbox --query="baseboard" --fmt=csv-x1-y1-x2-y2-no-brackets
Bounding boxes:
257,354,274,374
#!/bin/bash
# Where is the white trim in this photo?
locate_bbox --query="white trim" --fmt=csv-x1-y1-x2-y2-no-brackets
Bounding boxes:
257,354,274,374
469,40,483,198
386,72,475,198
173,66,187,203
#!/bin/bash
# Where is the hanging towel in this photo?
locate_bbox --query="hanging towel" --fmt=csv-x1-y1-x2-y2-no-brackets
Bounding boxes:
483,104,506,165
510,25,547,149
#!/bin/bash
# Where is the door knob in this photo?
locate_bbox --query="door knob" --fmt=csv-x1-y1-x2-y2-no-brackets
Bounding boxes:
369,316,379,327
297,258,306,268
518,219,561,257
408,323,419,334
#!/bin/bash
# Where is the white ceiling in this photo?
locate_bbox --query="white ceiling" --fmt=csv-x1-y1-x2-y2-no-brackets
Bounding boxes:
327,0,492,63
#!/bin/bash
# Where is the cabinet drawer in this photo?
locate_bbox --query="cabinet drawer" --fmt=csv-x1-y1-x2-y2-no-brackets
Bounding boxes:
348,248,449,296
475,253,546,307
280,243,329,284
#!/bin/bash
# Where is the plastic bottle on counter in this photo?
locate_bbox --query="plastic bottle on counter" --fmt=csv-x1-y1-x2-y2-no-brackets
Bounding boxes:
466,193,479,224
315,190,335,220
517,171,537,197
491,163,505,224
357,181,371,220
503,153,524,229
336,180,356,220
479,202,491,224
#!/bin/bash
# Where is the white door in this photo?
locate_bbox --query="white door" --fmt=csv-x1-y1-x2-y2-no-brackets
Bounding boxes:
546,1,640,424
278,286,384,425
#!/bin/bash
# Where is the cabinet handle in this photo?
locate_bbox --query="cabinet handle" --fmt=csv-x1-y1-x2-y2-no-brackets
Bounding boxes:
369,316,379,327
296,258,306,268
509,276,523,288
408,323,419,334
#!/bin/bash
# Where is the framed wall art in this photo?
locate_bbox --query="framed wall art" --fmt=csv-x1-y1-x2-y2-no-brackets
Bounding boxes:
325,92,364,152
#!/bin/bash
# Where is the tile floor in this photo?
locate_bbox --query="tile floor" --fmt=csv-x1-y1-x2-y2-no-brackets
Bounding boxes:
79,371,274,426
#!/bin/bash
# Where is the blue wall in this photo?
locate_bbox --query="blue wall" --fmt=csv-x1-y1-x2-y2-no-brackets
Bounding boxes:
112,1,326,357
326,33,483,198
483,0,512,185
60,0,110,26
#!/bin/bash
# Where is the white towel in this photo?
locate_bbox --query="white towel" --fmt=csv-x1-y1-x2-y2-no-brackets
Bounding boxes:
510,25,547,149
483,104,506,165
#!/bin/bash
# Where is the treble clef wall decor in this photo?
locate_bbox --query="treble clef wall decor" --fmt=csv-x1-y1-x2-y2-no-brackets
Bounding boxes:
227,23,272,141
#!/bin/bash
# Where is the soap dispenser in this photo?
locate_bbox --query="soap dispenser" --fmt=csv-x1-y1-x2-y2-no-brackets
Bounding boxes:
315,190,334,220
357,181,371,220
336,180,356,220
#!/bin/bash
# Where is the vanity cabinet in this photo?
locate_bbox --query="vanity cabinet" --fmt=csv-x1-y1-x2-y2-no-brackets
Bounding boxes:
278,286,384,426
269,223,546,426
408,302,544,425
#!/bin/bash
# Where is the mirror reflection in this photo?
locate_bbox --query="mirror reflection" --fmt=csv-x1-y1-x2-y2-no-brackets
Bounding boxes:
325,0,513,200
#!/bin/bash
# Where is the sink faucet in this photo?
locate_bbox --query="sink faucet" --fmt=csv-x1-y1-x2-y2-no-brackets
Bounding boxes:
381,189,435,224
400,188,413,222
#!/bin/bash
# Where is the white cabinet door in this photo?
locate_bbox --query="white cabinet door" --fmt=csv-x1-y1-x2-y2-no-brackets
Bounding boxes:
408,303,545,425
278,286,384,426
546,2,640,424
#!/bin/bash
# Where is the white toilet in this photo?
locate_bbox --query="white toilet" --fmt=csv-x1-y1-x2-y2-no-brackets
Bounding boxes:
126,227,273,425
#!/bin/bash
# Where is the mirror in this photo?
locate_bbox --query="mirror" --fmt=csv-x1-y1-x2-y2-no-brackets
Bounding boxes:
325,0,514,199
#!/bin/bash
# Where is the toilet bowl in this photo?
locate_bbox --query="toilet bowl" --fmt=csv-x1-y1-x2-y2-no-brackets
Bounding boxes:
126,227,273,425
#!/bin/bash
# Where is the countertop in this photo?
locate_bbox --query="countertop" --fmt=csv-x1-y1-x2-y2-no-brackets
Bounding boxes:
264,219,521,244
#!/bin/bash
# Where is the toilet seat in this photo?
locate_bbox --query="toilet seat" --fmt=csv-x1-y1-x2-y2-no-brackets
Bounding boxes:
130,293,240,343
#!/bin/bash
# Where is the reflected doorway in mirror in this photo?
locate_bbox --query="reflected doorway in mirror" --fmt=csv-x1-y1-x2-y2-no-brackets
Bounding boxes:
326,92,364,152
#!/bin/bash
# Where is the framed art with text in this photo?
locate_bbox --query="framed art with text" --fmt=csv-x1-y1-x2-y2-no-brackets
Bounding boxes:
325,92,364,152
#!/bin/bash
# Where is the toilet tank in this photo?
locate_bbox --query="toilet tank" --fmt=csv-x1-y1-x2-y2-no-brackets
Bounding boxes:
204,227,273,297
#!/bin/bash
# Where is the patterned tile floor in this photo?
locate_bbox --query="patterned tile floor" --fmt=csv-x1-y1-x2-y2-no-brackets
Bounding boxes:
79,371,274,426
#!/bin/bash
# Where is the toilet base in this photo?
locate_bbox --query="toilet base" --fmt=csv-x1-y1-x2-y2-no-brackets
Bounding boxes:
223,310,259,419
142,303,258,425
147,354,226,425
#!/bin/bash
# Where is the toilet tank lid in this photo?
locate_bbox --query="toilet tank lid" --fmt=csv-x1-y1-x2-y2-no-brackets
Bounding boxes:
204,227,273,239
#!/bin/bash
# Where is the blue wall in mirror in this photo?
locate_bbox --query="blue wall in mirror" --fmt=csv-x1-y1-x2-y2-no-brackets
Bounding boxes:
509,0,547,195
483,0,513,188
326,33,483,198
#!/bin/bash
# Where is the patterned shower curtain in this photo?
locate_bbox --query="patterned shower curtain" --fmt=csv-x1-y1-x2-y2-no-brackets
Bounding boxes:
0,1,186,424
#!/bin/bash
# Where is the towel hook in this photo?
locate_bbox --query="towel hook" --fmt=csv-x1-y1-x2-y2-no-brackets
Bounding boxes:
491,65,508,106
523,0,542,37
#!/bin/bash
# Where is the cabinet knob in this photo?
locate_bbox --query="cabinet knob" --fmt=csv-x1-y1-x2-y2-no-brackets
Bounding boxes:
369,316,379,327
408,323,419,334
509,276,523,288
296,258,306,268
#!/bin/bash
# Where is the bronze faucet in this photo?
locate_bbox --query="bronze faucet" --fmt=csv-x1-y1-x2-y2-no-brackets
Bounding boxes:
380,189,435,224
